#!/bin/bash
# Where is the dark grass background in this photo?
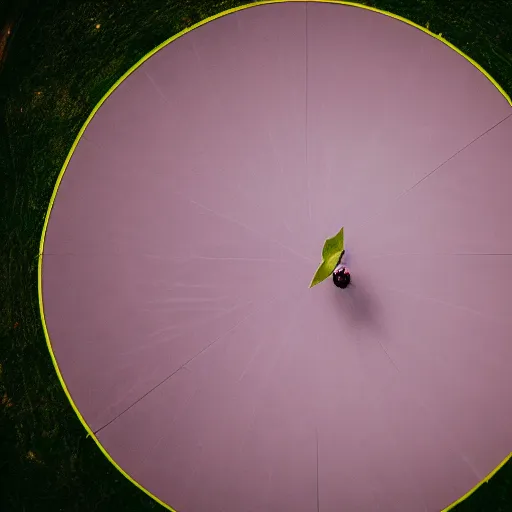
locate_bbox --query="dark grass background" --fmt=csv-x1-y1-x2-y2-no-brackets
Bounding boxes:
1,0,511,510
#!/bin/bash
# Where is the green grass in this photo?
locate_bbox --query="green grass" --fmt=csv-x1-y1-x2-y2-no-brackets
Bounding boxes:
1,0,512,510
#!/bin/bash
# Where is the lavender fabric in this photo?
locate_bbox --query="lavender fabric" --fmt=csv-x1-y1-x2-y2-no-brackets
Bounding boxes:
42,2,512,511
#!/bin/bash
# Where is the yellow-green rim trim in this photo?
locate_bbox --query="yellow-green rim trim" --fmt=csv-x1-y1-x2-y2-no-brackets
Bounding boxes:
37,2,512,511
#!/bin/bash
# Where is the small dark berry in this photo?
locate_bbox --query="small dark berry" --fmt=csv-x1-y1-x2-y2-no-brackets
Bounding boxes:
333,267,351,289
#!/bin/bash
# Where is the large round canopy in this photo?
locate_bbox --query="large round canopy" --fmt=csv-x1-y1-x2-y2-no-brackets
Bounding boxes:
40,2,512,511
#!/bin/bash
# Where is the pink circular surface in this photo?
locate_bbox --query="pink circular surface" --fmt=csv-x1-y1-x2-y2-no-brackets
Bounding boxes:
41,2,512,511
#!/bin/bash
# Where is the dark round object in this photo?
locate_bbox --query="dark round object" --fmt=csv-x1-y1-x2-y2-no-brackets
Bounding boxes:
333,267,351,288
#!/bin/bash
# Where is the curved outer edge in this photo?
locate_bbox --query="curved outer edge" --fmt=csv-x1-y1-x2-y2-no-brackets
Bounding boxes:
36,2,512,511
440,452,512,511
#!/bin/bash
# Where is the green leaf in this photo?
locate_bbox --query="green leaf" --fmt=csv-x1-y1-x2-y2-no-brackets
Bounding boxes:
309,227,344,288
